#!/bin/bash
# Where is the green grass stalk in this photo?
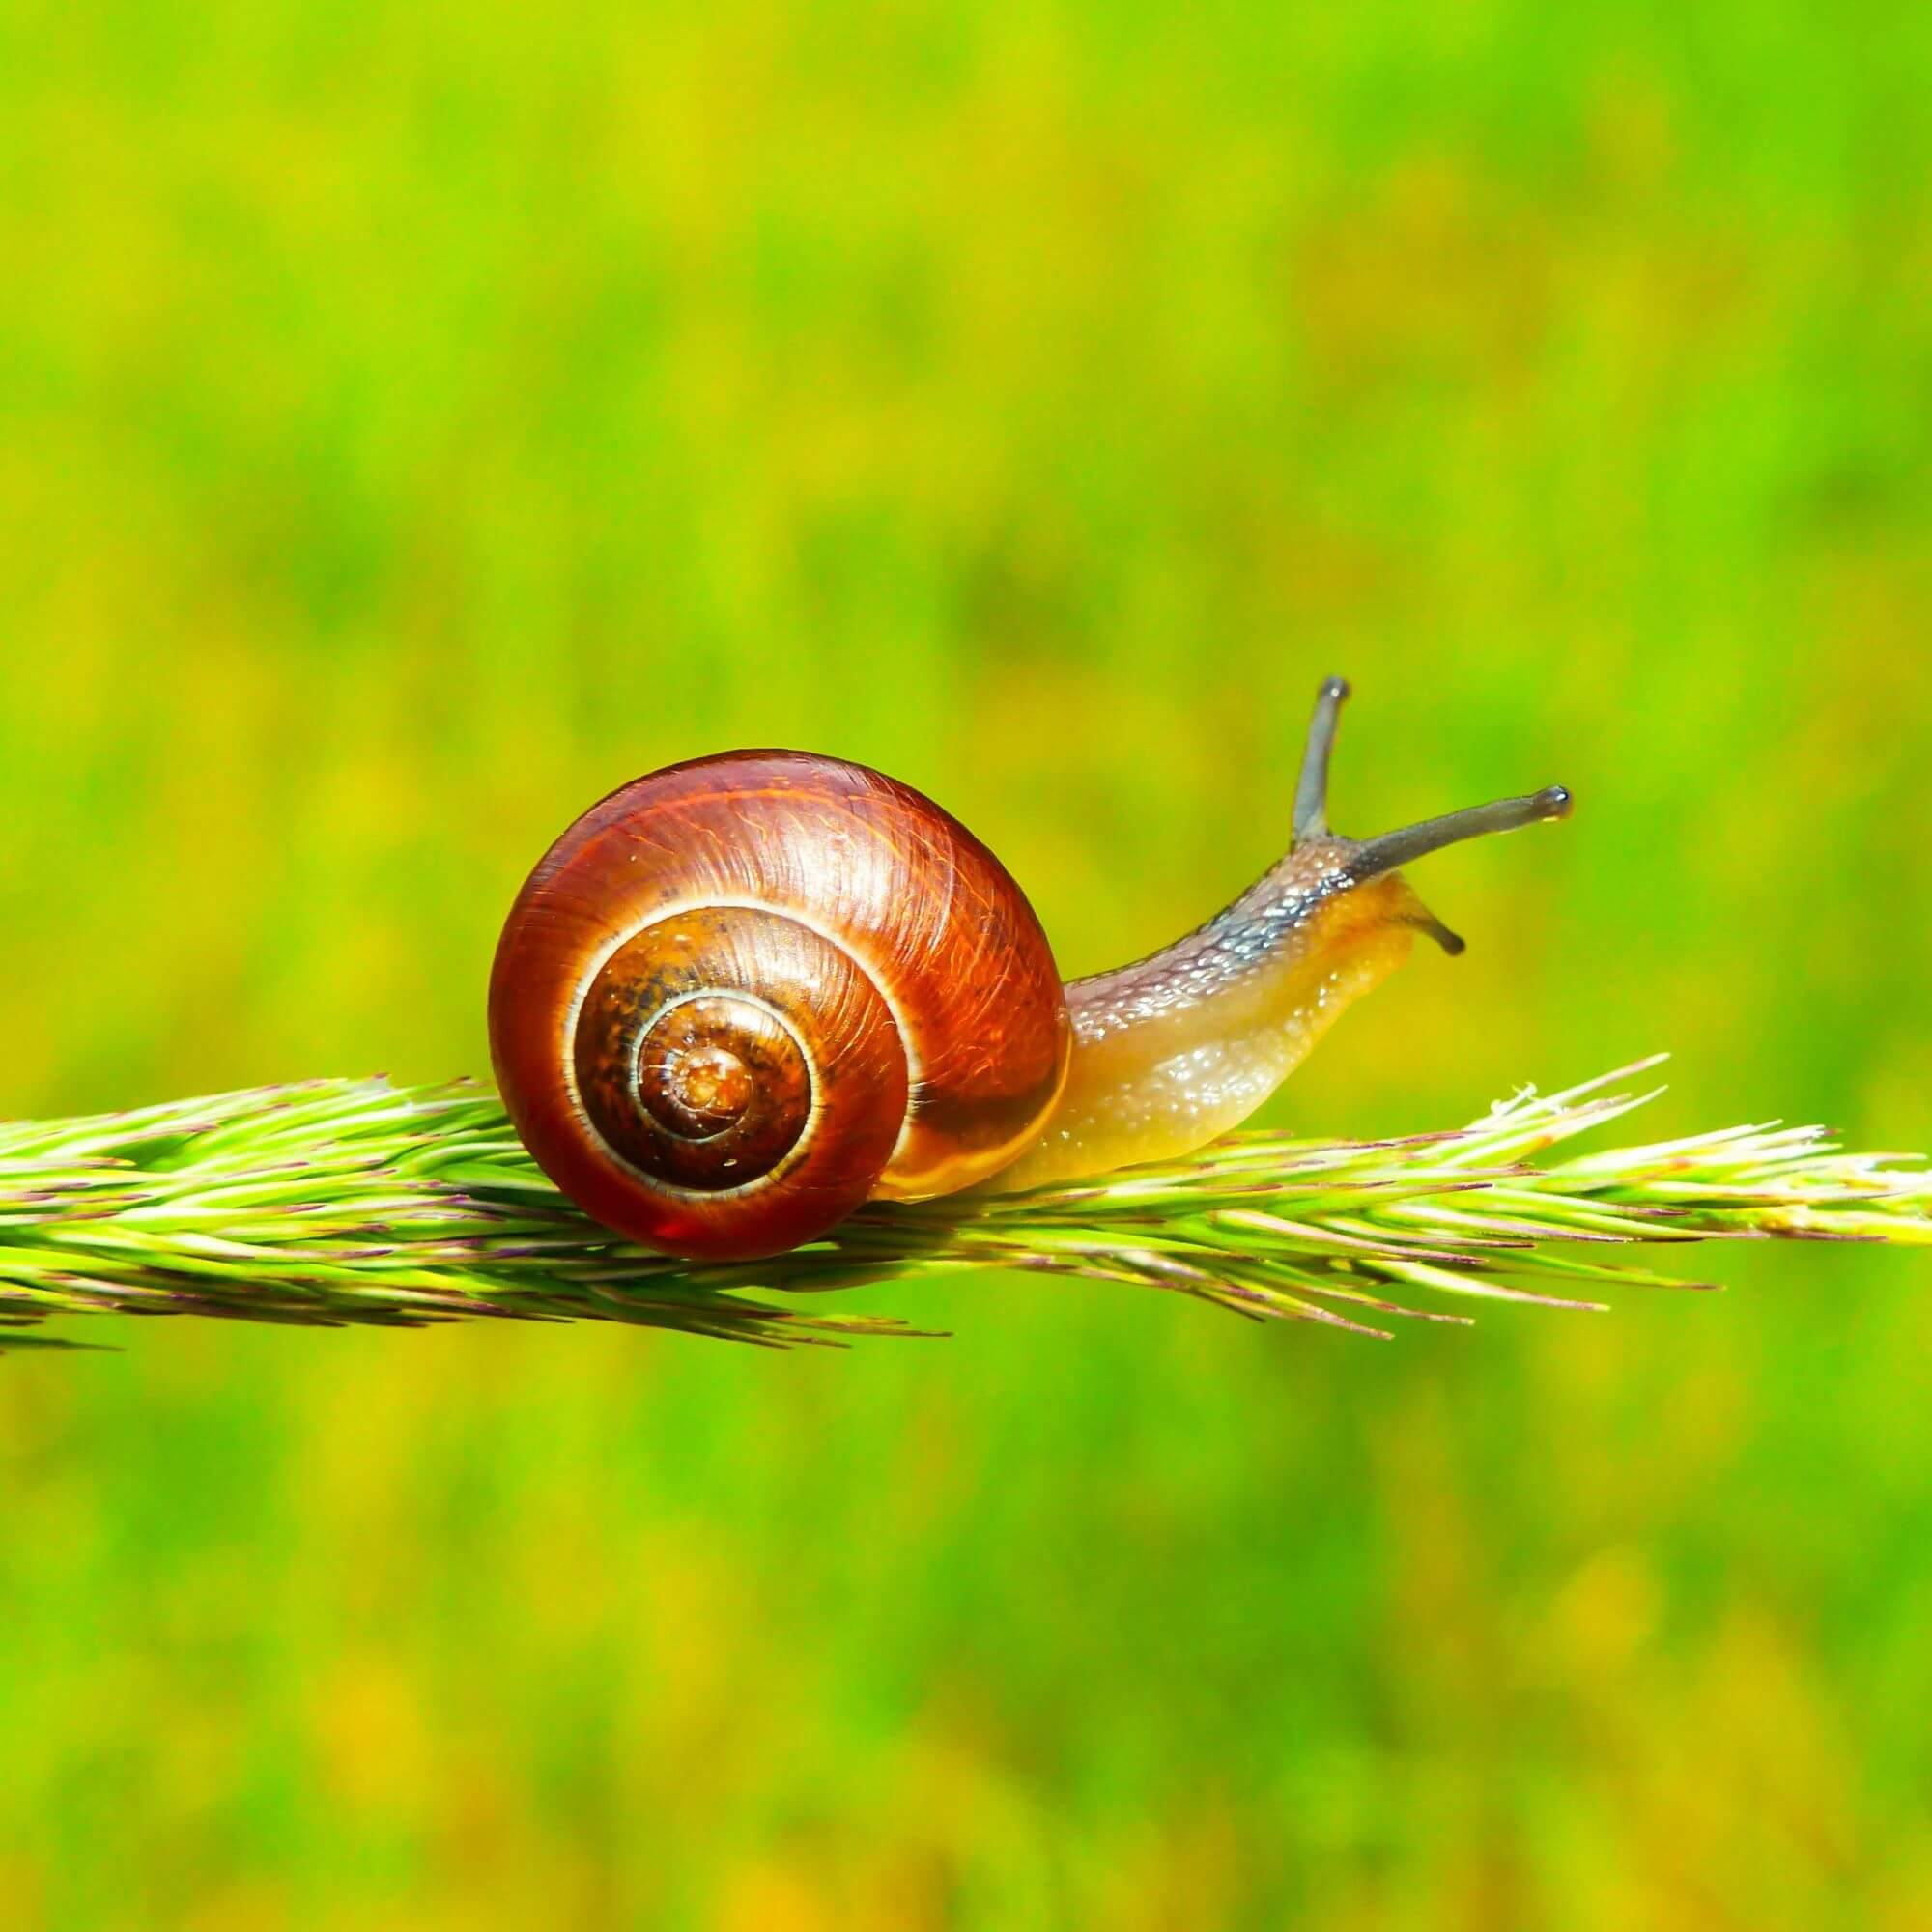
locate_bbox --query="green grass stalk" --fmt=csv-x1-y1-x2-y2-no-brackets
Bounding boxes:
3,1059,1926,1352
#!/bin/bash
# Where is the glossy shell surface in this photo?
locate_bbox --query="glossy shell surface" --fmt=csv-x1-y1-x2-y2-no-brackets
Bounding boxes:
489,751,1071,1260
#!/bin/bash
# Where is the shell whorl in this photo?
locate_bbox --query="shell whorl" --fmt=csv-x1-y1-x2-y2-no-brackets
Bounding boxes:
489,752,1072,1261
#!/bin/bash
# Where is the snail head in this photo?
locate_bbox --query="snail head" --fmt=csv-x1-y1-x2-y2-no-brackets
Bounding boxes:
1289,674,1574,956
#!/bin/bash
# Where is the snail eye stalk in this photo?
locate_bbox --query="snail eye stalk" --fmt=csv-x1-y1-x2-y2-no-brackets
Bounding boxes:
1345,785,1575,884
1292,675,1351,842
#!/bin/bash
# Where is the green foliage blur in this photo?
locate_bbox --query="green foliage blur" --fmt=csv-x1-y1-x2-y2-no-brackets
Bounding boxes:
2,2,1928,1925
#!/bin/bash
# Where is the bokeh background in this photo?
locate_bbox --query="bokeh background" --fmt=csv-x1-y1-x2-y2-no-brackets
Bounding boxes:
3,2,1930,1926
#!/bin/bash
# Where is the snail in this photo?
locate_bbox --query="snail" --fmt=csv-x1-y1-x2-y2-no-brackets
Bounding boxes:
489,677,1572,1261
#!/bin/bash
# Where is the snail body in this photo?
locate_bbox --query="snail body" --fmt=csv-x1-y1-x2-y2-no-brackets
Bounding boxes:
490,679,1572,1260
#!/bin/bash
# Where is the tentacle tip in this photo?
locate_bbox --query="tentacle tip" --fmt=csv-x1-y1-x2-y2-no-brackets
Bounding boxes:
1431,921,1468,957
1319,674,1352,705
1538,784,1575,822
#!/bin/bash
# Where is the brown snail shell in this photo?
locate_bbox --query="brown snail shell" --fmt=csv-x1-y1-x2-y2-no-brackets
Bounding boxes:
488,751,1072,1262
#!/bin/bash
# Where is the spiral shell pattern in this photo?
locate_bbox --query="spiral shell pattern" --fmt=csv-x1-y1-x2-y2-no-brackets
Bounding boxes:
489,752,1072,1261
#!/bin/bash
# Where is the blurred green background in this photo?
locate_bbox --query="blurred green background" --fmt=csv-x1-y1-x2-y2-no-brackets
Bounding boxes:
3,1,1930,1925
